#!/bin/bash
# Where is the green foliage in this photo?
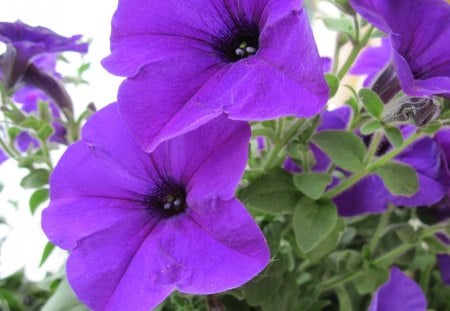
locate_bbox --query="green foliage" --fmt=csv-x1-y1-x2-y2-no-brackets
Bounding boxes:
293,198,338,253
29,188,49,214
373,161,419,196
325,73,340,98
239,169,302,215
384,126,403,147
358,88,385,119
20,169,50,189
293,172,332,200
312,130,367,172
360,119,382,135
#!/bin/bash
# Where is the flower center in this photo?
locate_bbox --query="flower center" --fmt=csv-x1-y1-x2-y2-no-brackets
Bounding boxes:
145,179,187,217
214,24,259,62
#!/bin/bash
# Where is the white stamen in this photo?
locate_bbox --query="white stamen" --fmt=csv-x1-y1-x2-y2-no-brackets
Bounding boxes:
235,48,245,57
163,202,171,210
174,198,182,206
246,46,256,54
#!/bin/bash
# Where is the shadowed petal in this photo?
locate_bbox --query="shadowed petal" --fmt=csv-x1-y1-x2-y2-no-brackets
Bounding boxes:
334,175,390,216
369,266,427,311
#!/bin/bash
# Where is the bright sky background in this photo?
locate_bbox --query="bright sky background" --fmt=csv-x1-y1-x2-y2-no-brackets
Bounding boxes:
0,0,338,280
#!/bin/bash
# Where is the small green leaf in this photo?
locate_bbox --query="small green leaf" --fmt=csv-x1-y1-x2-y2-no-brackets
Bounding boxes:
305,218,346,262
294,198,338,253
39,242,55,267
7,127,21,141
354,267,389,295
239,169,302,215
321,16,354,36
373,162,418,196
21,116,41,130
360,119,382,135
37,123,55,141
325,74,340,98
29,188,49,214
244,261,284,306
293,172,332,200
20,169,50,189
358,88,384,119
384,126,403,147
311,130,367,172
422,121,442,135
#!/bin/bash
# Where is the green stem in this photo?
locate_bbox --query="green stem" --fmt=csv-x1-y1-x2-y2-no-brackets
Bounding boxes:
337,26,374,80
39,139,54,170
323,131,422,199
364,130,383,164
368,205,393,254
373,244,413,266
262,119,308,170
0,136,20,159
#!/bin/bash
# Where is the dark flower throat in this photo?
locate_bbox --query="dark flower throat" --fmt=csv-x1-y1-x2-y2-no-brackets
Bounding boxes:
145,179,187,217
214,23,259,62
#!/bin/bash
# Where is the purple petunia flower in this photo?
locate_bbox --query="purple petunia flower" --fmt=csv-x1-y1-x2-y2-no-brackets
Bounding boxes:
0,20,87,89
349,0,450,98
368,266,427,311
41,104,270,310
103,0,329,151
350,37,392,87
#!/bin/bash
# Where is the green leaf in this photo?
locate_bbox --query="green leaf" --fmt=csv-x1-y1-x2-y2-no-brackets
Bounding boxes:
39,242,55,267
42,278,88,311
20,169,50,189
373,161,418,196
384,126,403,147
354,266,389,295
239,169,302,215
321,16,354,36
305,218,346,262
37,123,55,141
29,188,49,214
311,130,367,172
422,121,442,135
293,198,338,253
325,74,340,98
360,120,382,135
293,172,332,200
21,116,41,130
263,222,282,255
7,127,21,141
358,88,384,119
244,261,284,306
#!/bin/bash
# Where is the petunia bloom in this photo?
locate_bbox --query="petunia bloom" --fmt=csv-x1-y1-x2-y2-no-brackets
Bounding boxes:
349,0,450,98
103,0,329,151
350,37,391,87
0,20,87,88
41,104,270,310
368,267,427,311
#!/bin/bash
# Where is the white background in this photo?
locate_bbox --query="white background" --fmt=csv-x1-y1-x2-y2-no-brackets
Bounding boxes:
0,0,338,280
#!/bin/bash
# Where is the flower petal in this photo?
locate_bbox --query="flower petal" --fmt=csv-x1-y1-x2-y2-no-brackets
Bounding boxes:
334,175,390,216
42,197,147,250
176,198,270,293
150,114,250,202
66,216,171,311
117,55,225,152
368,266,427,311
